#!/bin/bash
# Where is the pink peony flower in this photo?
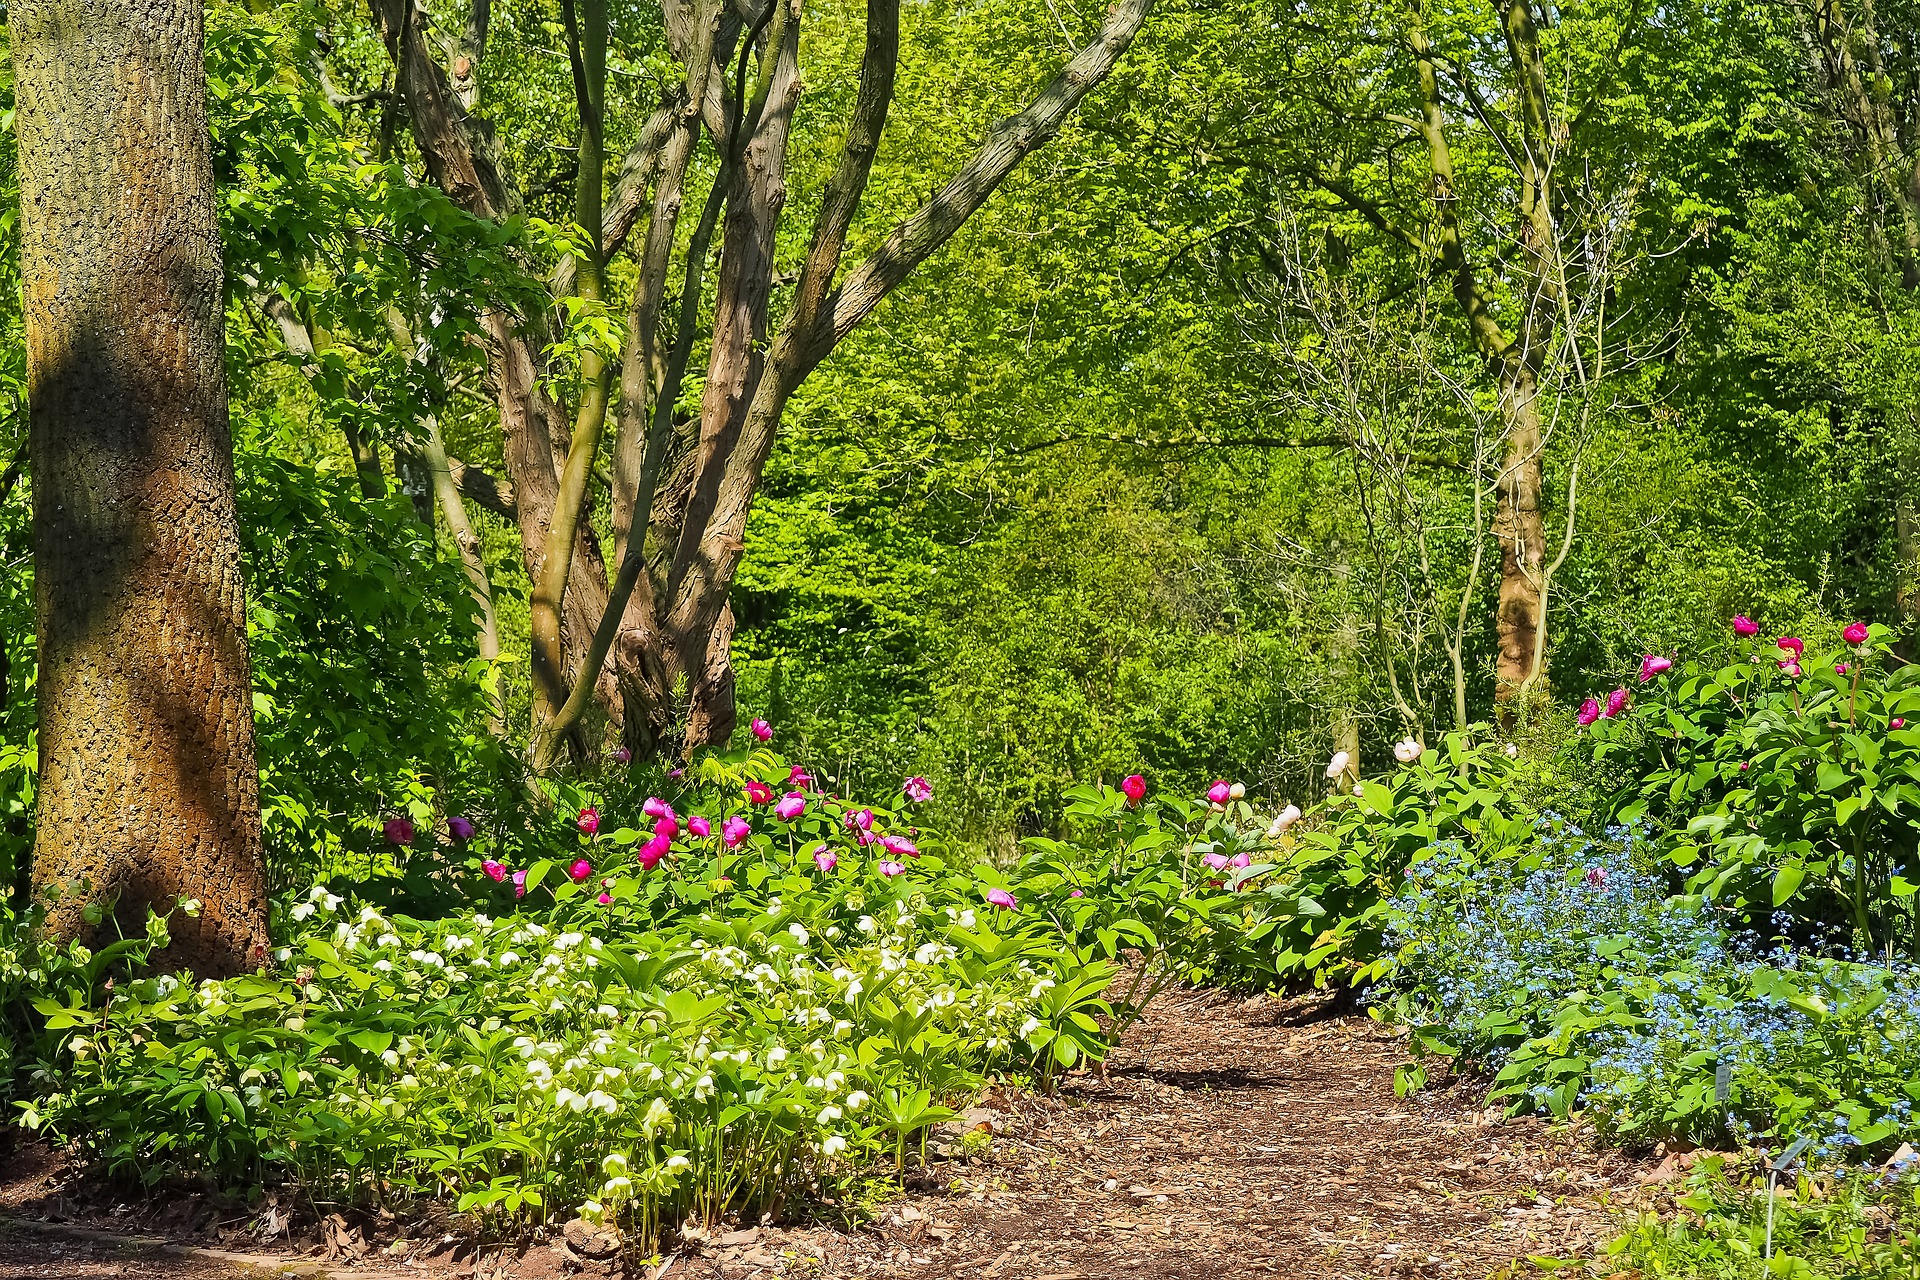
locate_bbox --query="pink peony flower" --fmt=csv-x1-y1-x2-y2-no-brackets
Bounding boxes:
843,808,875,832
1896,718,1907,730
577,807,600,835
788,765,814,788
643,796,673,820
448,816,476,841
1837,663,1850,675
1845,622,1870,645
1603,688,1630,718
985,887,1018,910
876,859,907,878
655,815,679,840
512,869,527,898
750,718,773,742
775,792,808,821
744,780,774,805
1638,655,1672,682
1577,697,1601,727
481,859,507,882
1584,866,1609,888
1778,636,1805,657
1739,761,1750,771
638,832,670,869
1733,615,1759,637
813,845,837,872
1228,851,1251,869
569,858,593,882
879,834,920,859
1069,888,1085,898
689,815,711,838
1203,852,1230,871
1121,774,1147,805
612,747,632,765
382,817,415,846
903,776,934,804
722,816,751,849
1206,780,1232,805
1780,660,1802,677
597,892,612,905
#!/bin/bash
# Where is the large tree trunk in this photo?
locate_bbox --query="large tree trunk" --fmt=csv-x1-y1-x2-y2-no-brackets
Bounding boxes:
13,0,270,974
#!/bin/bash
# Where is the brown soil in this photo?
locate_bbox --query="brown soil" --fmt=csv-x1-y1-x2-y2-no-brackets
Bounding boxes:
0,988,1664,1280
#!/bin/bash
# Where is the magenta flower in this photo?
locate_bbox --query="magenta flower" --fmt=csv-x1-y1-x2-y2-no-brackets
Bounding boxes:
902,776,934,804
512,869,527,899
382,817,415,846
1780,660,1802,677
448,816,476,841
1584,866,1609,888
577,807,600,836
744,780,774,805
1739,761,1750,772
1576,697,1601,727
689,815,711,838
750,718,773,742
879,834,920,859
1069,888,1085,898
1603,688,1630,718
788,765,814,788
612,747,632,765
1228,851,1251,869
876,859,907,878
984,888,1018,910
1895,718,1907,730
1845,622,1870,645
1121,774,1147,805
1837,662,1850,675
813,846,837,872
1778,636,1805,657
569,858,593,882
1206,780,1232,805
481,859,507,883
643,796,672,820
638,832,670,869
1733,615,1759,637
843,808,875,832
1203,851,1230,871
1638,655,1672,682
775,792,808,821
722,816,751,849
654,815,679,840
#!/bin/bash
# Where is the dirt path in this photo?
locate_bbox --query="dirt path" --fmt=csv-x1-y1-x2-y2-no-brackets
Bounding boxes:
725,989,1653,1280
0,989,1658,1280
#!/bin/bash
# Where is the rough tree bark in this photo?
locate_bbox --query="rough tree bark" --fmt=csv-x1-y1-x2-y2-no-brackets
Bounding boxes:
13,0,270,973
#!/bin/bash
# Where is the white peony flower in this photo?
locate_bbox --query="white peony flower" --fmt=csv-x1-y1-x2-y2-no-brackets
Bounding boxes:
1325,751,1351,779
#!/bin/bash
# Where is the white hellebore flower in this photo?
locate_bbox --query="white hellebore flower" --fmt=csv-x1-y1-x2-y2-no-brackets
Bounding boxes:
788,923,810,946
1228,782,1246,800
665,1154,691,1173
845,1090,870,1110
1325,751,1351,779
1393,736,1423,764
1504,742,1520,758
642,1097,673,1135
821,1134,848,1157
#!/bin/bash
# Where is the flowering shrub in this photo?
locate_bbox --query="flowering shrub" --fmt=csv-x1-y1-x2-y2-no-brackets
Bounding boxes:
1582,619,1920,955
1384,823,1920,1158
12,743,1116,1240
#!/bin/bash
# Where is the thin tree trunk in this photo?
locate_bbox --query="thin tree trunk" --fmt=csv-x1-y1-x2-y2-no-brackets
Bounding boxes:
421,414,505,732
14,0,269,973
1493,361,1546,700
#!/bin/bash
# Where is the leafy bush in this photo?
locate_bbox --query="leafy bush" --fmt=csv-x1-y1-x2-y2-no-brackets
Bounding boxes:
1384,821,1920,1157
11,746,1116,1241
1585,620,1920,954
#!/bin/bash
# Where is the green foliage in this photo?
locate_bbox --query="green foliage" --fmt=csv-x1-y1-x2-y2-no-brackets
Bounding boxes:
11,754,1117,1241
1587,625,1920,954
1602,1158,1920,1280
240,450,506,890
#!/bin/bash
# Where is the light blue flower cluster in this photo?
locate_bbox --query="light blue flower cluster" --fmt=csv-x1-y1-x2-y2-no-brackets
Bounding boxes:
1384,822,1920,1166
